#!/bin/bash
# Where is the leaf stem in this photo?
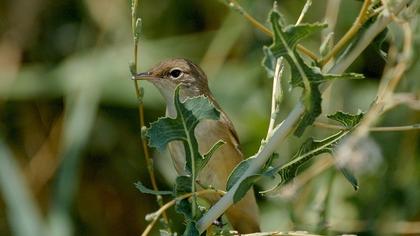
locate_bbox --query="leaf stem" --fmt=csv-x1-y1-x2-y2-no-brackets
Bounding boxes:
141,189,225,236
182,115,198,218
320,0,373,66
223,0,319,61
130,0,169,229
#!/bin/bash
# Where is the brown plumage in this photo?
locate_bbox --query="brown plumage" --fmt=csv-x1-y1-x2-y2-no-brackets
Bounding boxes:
135,58,260,233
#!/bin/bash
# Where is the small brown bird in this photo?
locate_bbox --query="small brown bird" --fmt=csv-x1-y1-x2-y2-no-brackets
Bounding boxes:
135,58,260,233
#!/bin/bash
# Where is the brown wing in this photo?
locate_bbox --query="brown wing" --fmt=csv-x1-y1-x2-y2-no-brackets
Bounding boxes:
207,93,242,151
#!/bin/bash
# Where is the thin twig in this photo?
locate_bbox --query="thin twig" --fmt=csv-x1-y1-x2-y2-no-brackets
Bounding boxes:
320,0,373,66
131,0,169,228
314,122,420,132
296,0,312,25
223,0,319,61
141,189,226,236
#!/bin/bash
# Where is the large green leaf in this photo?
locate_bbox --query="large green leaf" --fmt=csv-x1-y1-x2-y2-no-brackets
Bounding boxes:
262,9,364,136
226,157,254,191
146,85,223,175
267,111,365,191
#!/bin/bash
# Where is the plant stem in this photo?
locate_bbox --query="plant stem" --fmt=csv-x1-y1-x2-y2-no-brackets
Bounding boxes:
320,0,373,66
196,1,411,232
322,0,341,40
141,189,225,236
296,0,312,25
315,122,420,132
266,58,283,138
131,0,169,228
223,0,319,61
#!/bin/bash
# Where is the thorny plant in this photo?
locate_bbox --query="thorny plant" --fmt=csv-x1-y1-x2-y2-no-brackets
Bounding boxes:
132,0,420,235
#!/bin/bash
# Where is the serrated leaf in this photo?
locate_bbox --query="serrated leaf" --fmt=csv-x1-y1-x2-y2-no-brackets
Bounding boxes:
276,131,346,185
263,9,365,136
174,176,192,196
134,181,173,196
146,85,220,174
327,111,364,128
183,221,199,236
263,10,326,136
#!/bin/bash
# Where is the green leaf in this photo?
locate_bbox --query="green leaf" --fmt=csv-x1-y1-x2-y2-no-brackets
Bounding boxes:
174,176,192,196
277,131,346,185
228,154,280,202
263,9,365,136
327,111,364,129
183,221,199,236
233,175,261,203
129,62,136,75
340,167,359,190
134,181,173,196
201,140,225,171
264,10,326,136
146,85,221,174
262,46,277,77
226,157,254,191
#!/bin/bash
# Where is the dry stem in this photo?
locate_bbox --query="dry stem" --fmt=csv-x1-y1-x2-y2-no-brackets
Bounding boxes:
131,0,169,228
320,0,373,66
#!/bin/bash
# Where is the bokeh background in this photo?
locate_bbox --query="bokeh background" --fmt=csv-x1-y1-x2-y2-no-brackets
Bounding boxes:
0,0,419,235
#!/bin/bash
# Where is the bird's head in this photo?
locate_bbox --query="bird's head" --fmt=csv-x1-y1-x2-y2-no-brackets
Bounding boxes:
133,58,211,104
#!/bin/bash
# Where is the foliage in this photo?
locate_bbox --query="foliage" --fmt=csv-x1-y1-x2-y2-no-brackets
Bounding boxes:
0,0,419,236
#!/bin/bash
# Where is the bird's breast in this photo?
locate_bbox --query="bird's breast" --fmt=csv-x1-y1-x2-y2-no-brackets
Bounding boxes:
167,119,243,190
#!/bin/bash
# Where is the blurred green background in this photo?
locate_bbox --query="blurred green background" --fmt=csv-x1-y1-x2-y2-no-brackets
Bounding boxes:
0,0,419,235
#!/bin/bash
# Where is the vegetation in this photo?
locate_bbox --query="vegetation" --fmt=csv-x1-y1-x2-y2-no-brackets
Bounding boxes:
0,0,419,235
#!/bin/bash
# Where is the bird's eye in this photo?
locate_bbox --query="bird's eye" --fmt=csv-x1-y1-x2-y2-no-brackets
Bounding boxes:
169,68,183,79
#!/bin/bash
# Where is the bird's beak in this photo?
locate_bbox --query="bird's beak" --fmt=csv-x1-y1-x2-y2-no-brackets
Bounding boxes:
132,71,156,81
